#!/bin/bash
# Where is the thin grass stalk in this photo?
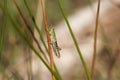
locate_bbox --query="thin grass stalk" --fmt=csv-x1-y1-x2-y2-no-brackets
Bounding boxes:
87,0,109,44
91,0,101,79
40,0,56,80
7,11,61,80
12,0,48,62
0,2,61,80
86,1,113,79
56,0,91,80
23,0,48,53
87,0,110,56
19,0,62,79
0,0,7,59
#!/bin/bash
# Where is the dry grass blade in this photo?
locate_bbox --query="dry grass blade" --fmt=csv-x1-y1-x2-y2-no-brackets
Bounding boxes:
40,0,55,80
12,0,48,62
91,0,101,79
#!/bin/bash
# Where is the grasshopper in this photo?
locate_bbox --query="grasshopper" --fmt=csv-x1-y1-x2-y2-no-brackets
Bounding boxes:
49,26,61,58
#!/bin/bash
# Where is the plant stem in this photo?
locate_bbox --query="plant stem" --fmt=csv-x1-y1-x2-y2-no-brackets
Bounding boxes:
56,0,91,80
40,0,56,80
12,0,48,62
23,0,62,79
91,0,101,79
23,0,48,53
0,1,59,79
0,0,7,60
7,11,61,80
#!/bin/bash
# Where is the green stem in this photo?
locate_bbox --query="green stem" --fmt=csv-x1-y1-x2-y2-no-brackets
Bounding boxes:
23,0,48,53
56,0,91,80
0,0,7,59
8,12,61,80
0,3,61,79
23,0,62,79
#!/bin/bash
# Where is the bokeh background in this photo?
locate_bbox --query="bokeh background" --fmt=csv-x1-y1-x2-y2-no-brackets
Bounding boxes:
0,0,120,80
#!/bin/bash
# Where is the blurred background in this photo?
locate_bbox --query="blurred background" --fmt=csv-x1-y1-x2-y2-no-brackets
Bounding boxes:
0,0,120,80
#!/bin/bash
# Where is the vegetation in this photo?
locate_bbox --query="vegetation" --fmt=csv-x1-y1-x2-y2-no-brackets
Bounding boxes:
0,0,120,80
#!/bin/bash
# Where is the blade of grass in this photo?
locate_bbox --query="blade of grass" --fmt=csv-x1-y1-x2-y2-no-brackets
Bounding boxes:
0,0,7,60
40,0,56,80
55,0,91,80
23,0,62,79
16,0,62,79
86,0,109,44
0,3,61,79
7,11,61,80
23,0,48,53
91,0,101,79
12,0,48,62
86,0,111,79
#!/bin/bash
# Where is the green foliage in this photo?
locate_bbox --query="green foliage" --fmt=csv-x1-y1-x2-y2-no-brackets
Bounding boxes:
0,0,90,79
55,0,91,80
